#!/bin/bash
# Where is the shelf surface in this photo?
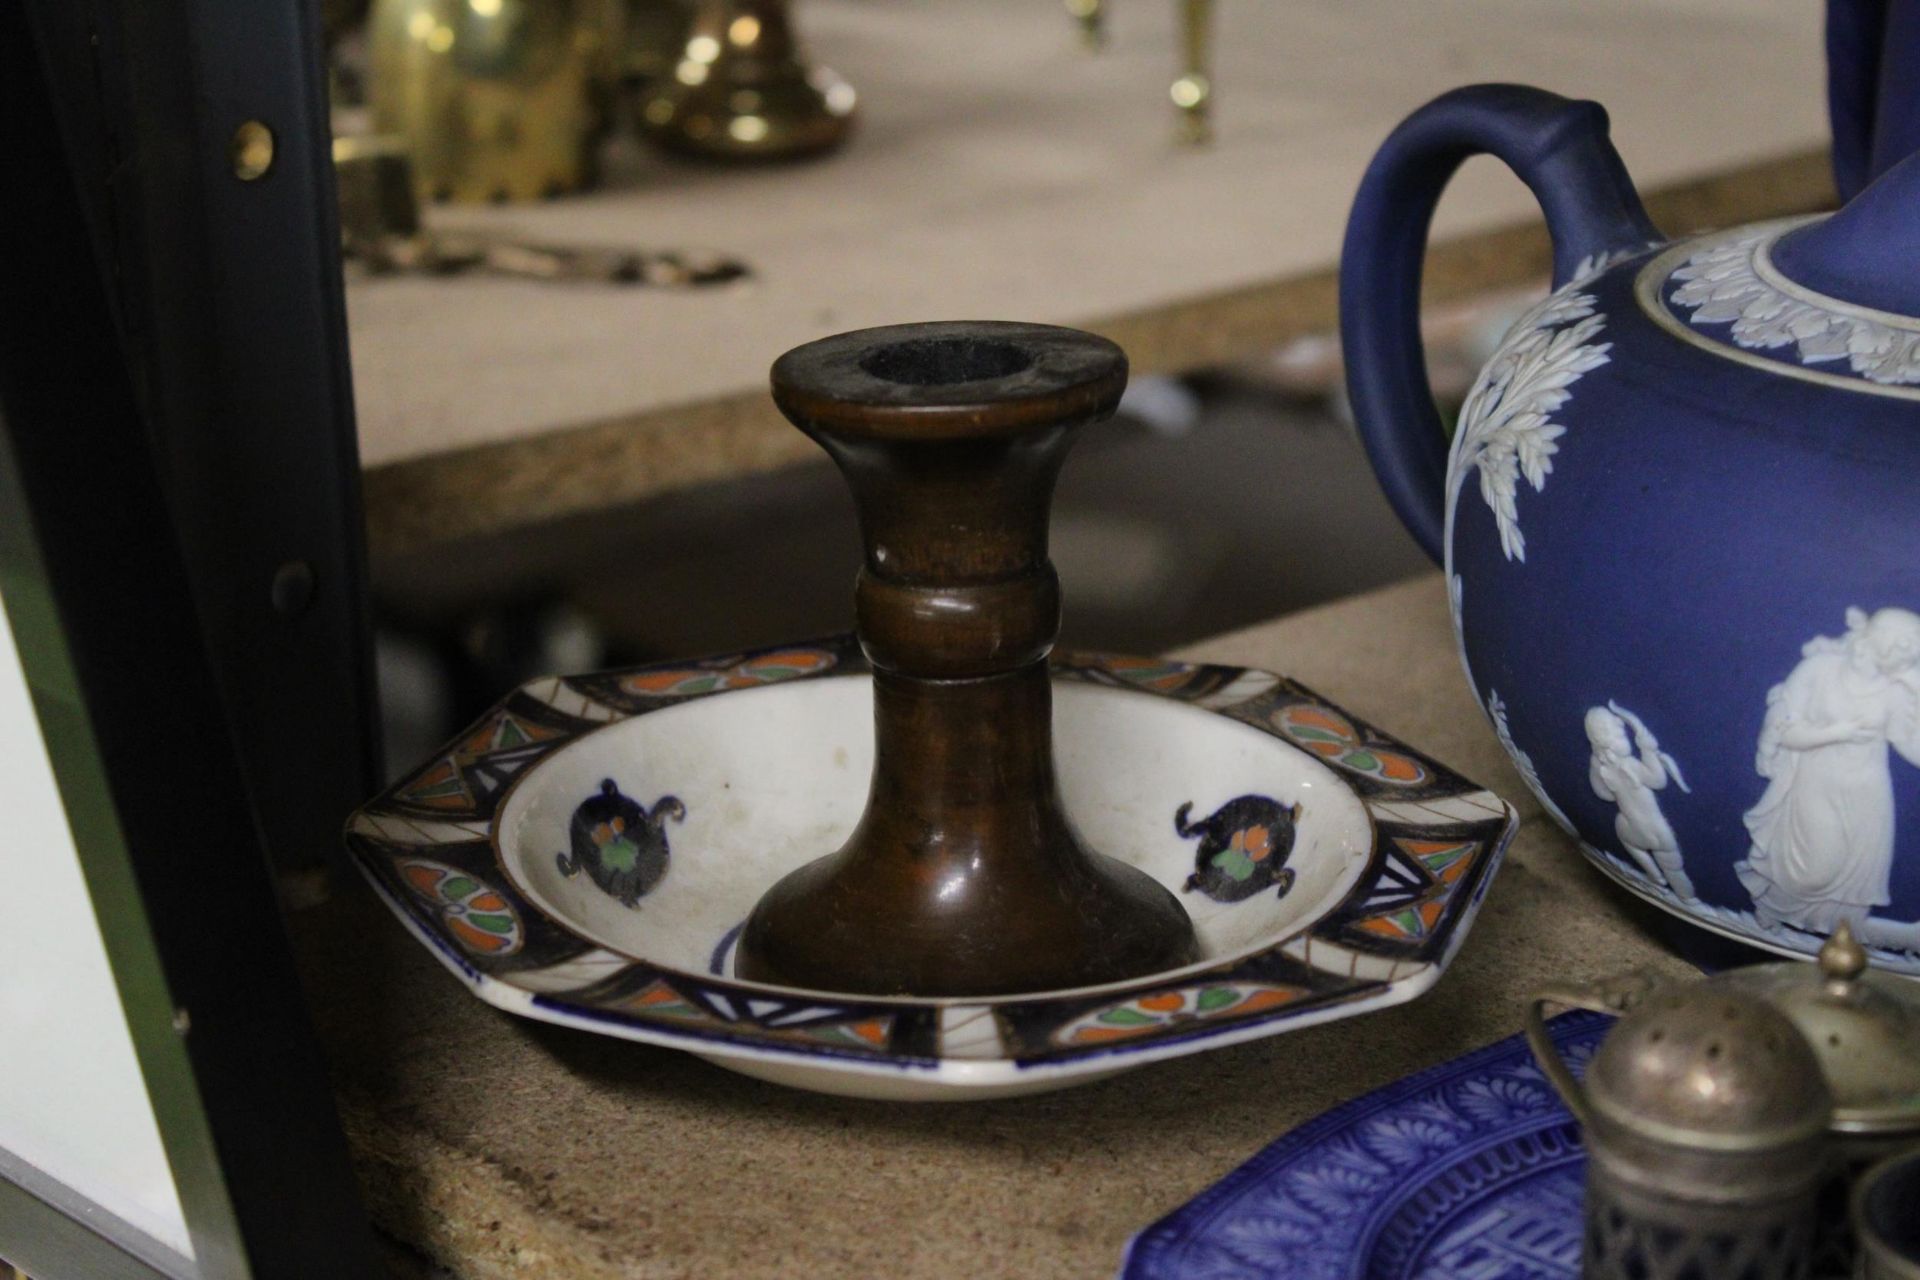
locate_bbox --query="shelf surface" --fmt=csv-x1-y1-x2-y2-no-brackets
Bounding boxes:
349,0,1832,554
297,574,1700,1279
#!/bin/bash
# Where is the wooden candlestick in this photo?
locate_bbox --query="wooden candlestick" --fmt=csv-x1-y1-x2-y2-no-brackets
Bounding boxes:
735,322,1199,997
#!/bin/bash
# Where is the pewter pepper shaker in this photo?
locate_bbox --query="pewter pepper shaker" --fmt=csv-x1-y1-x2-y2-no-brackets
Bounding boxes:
1528,984,1832,1280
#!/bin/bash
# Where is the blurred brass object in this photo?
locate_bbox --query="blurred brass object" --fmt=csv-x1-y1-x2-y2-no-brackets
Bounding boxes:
333,134,423,249
639,0,855,162
1065,0,1105,50
231,121,277,181
1068,1,1221,143
1172,0,1214,145
322,0,373,45
623,0,693,86
332,133,748,284
368,0,623,202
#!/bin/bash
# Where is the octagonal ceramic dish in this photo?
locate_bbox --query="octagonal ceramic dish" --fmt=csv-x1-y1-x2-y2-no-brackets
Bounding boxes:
347,637,1517,1100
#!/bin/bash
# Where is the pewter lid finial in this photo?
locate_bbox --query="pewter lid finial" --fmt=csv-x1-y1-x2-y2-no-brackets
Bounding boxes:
1820,919,1868,989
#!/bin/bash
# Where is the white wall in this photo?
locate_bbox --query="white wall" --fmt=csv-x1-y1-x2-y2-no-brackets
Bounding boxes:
0,593,193,1260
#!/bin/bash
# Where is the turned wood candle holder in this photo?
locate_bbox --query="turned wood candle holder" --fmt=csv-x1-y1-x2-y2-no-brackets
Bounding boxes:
735,321,1200,997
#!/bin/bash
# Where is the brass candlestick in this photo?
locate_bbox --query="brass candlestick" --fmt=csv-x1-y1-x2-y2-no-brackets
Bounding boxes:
736,322,1199,997
1172,0,1215,145
332,132,748,284
638,0,854,161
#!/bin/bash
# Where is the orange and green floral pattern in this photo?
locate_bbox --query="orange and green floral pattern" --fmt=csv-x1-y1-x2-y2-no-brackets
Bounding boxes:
1085,655,1199,694
391,709,568,815
1051,982,1305,1047
617,648,837,698
399,859,523,956
1349,838,1483,942
1275,704,1428,786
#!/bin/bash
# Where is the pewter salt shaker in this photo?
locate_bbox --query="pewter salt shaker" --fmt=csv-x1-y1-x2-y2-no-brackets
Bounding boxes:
1528,983,1832,1280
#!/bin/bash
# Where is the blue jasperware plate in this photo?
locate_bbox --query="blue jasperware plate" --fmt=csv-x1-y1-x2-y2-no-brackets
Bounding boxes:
1121,1012,1607,1280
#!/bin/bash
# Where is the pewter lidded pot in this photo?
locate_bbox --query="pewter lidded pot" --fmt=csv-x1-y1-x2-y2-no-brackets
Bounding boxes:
1341,84,1920,973
1723,923,1920,1162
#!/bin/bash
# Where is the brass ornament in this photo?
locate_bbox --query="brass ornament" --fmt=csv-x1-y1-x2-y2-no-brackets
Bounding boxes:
368,0,623,202
1064,0,1105,50
332,133,747,284
621,0,693,88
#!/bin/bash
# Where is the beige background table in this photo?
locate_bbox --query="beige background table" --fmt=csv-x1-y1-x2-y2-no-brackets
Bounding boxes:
300,574,1700,1279
349,0,1833,556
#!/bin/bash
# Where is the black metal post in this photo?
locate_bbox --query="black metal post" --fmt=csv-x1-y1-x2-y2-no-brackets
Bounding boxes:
0,2,387,1275
22,0,381,876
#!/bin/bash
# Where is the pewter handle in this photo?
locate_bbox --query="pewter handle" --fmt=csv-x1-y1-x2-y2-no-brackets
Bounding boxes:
1524,971,1661,1127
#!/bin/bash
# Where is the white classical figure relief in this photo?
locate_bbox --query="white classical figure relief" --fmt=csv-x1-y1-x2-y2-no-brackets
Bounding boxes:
1585,702,1694,900
1737,607,1920,934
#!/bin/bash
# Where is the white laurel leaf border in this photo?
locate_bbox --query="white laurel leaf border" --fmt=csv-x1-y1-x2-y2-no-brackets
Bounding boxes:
1445,251,1625,566
1634,216,1920,403
1667,223,1920,386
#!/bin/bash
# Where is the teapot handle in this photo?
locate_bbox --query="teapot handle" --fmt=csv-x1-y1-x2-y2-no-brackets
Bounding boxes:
1339,85,1661,562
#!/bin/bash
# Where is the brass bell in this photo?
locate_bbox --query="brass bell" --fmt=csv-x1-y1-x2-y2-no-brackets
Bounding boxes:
638,0,855,161
1529,984,1831,1280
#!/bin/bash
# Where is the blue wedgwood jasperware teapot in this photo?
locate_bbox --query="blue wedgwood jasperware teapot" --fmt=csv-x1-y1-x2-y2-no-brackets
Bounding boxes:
1340,84,1920,971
